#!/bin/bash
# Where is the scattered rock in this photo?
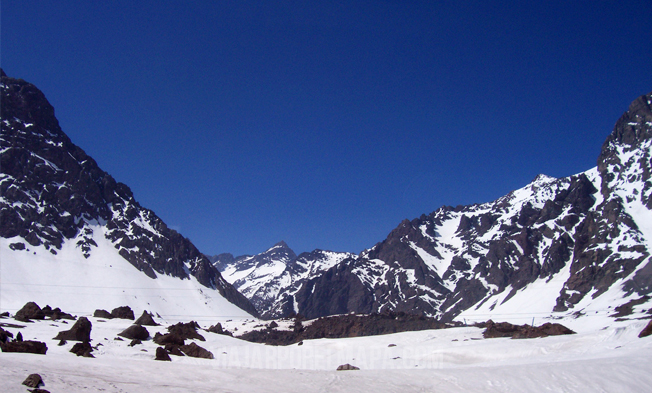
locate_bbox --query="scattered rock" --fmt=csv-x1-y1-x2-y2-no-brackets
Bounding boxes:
118,324,150,340
165,344,185,357
54,317,92,342
0,327,14,343
114,337,124,341
134,310,159,326
269,321,278,329
58,339,67,346
155,346,171,361
16,331,23,342
297,341,303,346
22,373,43,388
42,305,75,320
15,302,46,322
129,339,142,347
28,389,50,393
93,309,113,319
336,363,360,371
153,332,185,346
70,342,94,357
0,340,48,354
639,320,652,338
180,342,214,359
207,323,224,334
388,343,396,347
168,321,205,341
111,306,135,320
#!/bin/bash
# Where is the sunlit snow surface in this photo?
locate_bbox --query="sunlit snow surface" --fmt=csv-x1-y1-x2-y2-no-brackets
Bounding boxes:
0,316,650,392
0,229,252,323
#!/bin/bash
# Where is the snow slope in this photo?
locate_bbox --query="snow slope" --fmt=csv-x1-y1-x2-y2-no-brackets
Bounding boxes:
0,315,650,392
0,228,252,323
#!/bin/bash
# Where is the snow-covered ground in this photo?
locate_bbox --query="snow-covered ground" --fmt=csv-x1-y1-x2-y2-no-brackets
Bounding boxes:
1,314,651,392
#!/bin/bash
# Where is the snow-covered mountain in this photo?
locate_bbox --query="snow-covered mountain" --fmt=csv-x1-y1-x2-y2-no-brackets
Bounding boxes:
0,69,256,319
218,90,652,323
212,241,354,318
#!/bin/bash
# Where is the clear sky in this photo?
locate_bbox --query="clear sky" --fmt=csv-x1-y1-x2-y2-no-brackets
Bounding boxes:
2,1,651,256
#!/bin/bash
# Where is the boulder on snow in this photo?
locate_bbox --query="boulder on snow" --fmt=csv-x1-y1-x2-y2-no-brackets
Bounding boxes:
111,306,135,320
22,373,43,388
180,342,214,359
153,332,185,346
0,327,14,343
118,324,150,340
15,302,46,322
0,340,48,355
168,321,205,341
42,305,75,320
70,341,94,357
129,339,142,347
207,323,224,334
639,320,652,338
155,346,171,361
336,363,360,371
134,310,159,326
165,343,185,357
54,316,92,342
93,309,113,319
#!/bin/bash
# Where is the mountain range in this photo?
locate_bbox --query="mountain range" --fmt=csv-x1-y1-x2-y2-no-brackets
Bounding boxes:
215,90,652,323
2,69,651,326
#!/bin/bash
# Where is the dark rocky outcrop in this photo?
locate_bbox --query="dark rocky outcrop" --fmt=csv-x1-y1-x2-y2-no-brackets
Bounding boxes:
70,341,94,357
134,311,159,326
54,317,92,342
168,321,205,341
153,332,185,346
180,342,214,359
639,320,652,338
481,320,575,339
155,346,171,361
14,302,46,322
336,364,359,371
0,326,14,343
93,309,113,319
111,306,135,320
118,325,150,340
22,373,43,388
238,312,454,346
42,305,75,320
0,340,48,354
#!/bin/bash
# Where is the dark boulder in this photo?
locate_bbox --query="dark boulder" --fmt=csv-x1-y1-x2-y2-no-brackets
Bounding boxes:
168,321,205,341
155,346,171,361
54,316,92,342
165,344,185,356
336,363,360,370
134,310,158,326
0,327,14,343
42,305,75,320
111,306,135,320
207,323,224,334
70,341,94,357
129,339,142,347
118,324,150,340
153,332,185,346
16,332,23,341
93,309,113,319
15,302,45,322
639,320,652,338
22,373,43,388
180,342,214,359
0,340,47,354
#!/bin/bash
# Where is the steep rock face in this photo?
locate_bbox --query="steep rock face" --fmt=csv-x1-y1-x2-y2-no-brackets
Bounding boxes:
243,90,652,321
0,70,256,316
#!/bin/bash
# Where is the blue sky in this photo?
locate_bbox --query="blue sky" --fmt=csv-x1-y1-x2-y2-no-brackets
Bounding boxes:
2,1,651,256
